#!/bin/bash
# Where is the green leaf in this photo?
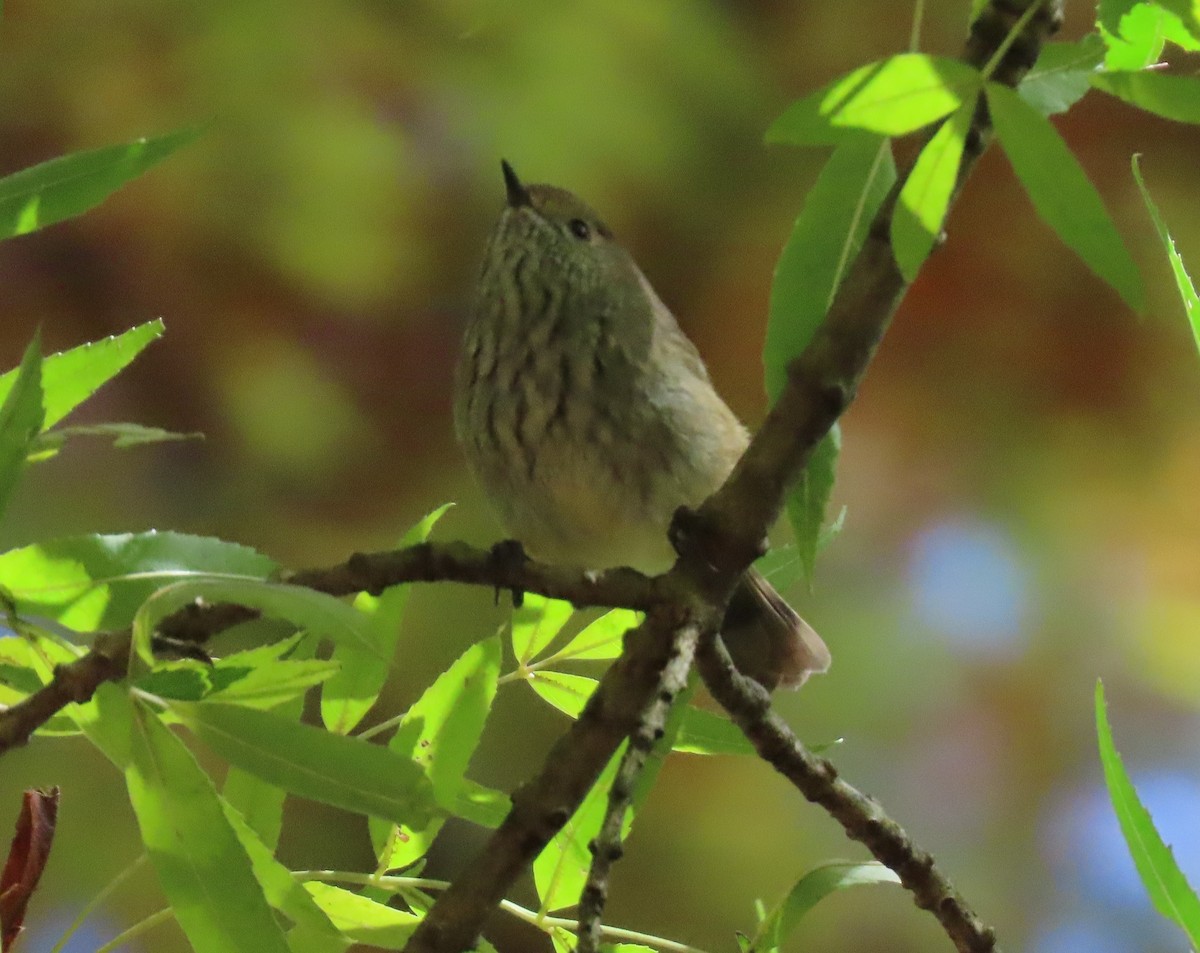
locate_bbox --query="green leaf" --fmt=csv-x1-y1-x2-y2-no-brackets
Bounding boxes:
1131,156,1200,350
125,699,291,953
767,55,981,146
0,632,85,735
987,82,1144,313
0,333,45,524
452,779,510,829
303,882,419,948
222,634,320,851
541,608,640,663
208,658,341,707
1098,3,1200,69
0,531,276,631
754,545,804,595
1092,70,1200,124
786,426,841,585
1018,36,1106,116
221,801,340,939
765,137,892,583
511,593,575,664
527,670,597,719
131,576,384,668
1097,0,1143,35
0,321,164,430
323,502,453,733
765,135,895,401
72,681,135,768
370,636,501,871
0,129,200,240
533,743,624,913
173,701,437,827
752,862,901,951
31,421,201,460
1095,680,1200,942
673,706,756,756
892,99,974,281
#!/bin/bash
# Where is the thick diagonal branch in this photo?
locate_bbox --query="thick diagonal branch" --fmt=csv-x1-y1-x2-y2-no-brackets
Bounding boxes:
694,0,1064,572
401,610,704,953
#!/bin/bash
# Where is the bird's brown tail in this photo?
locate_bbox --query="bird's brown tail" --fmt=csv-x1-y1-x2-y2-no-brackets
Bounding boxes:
721,568,831,690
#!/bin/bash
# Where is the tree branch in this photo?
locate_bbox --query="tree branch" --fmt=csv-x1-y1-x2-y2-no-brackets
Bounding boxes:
576,621,707,953
402,610,706,953
0,543,660,755
0,8,1066,953
691,0,1064,573
696,635,996,953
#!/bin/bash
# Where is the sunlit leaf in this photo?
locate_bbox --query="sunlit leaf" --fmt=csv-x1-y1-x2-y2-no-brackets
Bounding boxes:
323,503,453,734
222,801,339,939
0,321,164,433
542,608,640,663
987,82,1143,313
533,744,623,913
125,699,290,953
892,99,974,280
767,55,981,145
173,701,437,827
0,531,276,631
370,636,500,871
131,576,383,668
1095,681,1200,943
1098,2,1200,69
222,634,319,851
527,670,597,719
303,881,419,948
1131,156,1200,351
0,129,201,239
511,593,575,664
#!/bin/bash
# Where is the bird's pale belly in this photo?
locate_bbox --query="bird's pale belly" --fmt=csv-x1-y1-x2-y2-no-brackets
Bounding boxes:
480,435,683,573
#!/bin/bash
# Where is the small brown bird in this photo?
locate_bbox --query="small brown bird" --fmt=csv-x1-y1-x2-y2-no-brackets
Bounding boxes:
453,161,830,689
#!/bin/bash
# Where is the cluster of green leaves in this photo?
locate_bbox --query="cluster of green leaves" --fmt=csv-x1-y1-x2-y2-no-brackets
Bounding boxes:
0,441,867,953
765,0,1200,583
0,281,862,948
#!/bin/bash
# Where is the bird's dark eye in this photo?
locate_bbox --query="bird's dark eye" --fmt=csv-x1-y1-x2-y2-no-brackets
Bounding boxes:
568,218,591,240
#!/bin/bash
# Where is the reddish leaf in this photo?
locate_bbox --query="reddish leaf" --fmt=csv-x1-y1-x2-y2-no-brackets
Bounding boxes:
0,787,60,952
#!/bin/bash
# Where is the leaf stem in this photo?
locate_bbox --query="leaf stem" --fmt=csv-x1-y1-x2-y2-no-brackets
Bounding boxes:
294,870,712,953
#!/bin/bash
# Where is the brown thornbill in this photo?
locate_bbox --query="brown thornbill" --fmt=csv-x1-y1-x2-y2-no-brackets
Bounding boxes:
453,161,830,689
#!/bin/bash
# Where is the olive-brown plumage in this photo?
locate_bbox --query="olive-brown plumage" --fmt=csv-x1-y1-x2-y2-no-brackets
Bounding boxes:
453,162,830,689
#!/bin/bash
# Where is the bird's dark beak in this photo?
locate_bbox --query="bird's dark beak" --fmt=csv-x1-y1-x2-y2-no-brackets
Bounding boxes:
501,159,532,208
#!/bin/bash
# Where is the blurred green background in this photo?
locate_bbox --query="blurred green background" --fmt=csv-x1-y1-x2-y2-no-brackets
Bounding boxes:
3,1,1200,951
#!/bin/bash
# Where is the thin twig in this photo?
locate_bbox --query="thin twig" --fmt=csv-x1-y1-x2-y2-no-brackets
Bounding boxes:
576,622,705,953
695,636,995,953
